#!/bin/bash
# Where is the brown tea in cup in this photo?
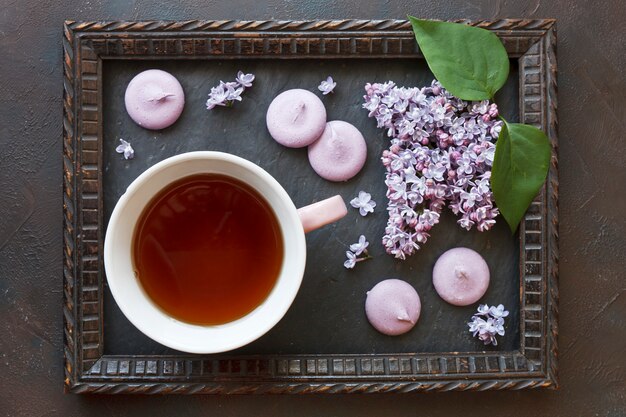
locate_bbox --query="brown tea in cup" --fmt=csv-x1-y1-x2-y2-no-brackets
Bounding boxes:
132,173,284,325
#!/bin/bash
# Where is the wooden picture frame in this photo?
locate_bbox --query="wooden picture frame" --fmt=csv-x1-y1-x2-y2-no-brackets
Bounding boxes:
63,19,558,394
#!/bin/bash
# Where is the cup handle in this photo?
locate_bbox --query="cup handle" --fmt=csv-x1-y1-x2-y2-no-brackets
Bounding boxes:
297,195,348,233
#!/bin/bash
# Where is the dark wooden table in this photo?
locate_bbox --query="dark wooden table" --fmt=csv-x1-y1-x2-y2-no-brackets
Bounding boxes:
1,0,624,415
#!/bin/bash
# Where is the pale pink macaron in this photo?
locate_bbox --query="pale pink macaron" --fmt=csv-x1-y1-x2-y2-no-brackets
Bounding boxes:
365,279,421,336
266,89,327,148
124,69,185,130
307,120,367,182
432,247,490,306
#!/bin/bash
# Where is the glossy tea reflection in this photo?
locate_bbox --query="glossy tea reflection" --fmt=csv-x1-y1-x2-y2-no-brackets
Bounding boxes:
132,173,284,325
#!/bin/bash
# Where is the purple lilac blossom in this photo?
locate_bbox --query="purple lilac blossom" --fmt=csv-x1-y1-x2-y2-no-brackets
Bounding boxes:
363,80,502,259
468,304,508,346
206,71,254,110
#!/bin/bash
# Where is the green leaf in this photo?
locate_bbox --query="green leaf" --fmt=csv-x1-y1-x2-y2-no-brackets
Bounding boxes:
408,17,509,100
491,121,551,232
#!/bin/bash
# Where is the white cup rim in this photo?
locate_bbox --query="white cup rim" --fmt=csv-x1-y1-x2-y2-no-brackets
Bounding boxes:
104,151,306,353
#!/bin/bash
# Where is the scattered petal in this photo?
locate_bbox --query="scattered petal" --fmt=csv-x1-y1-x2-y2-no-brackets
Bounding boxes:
349,235,369,255
488,304,509,318
343,251,357,269
350,191,376,216
318,76,337,95
225,83,244,102
236,71,255,88
115,139,134,160
476,304,490,315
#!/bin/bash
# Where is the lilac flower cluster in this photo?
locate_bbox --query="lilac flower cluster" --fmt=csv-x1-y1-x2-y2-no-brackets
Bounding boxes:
468,304,509,346
206,71,255,110
363,80,503,259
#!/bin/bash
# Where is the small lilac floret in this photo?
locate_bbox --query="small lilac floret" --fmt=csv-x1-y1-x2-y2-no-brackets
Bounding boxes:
318,76,337,95
350,191,376,216
115,139,134,160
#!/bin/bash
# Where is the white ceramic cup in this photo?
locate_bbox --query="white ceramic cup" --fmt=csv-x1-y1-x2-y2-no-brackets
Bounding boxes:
104,151,346,354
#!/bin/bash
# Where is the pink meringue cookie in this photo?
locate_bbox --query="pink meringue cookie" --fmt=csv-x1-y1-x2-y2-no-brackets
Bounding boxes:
307,120,367,182
124,69,185,130
432,247,490,306
266,89,327,148
365,279,421,336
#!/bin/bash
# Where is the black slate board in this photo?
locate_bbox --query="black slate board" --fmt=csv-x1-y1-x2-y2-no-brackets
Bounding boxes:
102,58,520,356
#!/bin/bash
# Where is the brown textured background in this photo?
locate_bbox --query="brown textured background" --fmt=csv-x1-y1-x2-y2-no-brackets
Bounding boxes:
1,0,624,416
